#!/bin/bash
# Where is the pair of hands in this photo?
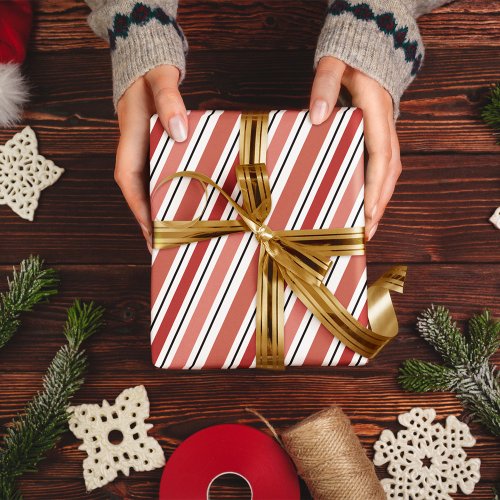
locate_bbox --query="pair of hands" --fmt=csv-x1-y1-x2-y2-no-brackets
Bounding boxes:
115,57,402,252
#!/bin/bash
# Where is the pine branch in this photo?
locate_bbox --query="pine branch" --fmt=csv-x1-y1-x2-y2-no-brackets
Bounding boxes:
63,299,105,349
0,256,58,350
467,310,500,366
399,306,500,436
399,359,459,392
416,305,468,366
456,362,500,437
0,300,104,499
481,83,500,144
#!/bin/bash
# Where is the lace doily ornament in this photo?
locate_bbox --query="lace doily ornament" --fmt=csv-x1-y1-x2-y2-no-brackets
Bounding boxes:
68,386,165,491
0,126,64,221
373,408,480,499
490,207,500,230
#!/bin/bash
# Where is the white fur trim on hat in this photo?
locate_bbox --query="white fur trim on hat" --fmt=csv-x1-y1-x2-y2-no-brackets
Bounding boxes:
0,63,29,127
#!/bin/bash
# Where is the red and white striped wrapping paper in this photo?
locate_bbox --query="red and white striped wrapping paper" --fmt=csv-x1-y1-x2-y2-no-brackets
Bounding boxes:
150,109,368,369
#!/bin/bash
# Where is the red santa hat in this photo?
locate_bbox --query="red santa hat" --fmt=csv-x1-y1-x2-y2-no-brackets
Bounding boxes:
0,0,33,127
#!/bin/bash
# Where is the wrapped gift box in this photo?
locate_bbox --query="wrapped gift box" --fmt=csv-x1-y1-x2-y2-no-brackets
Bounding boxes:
150,109,368,369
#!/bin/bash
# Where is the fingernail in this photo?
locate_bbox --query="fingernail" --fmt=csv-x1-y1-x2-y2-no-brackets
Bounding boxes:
310,100,328,125
169,114,188,142
368,223,378,242
371,204,378,221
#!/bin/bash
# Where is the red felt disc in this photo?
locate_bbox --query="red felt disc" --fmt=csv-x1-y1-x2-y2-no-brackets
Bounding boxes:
159,424,300,499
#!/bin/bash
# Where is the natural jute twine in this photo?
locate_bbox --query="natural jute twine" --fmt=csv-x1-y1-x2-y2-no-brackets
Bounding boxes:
280,406,386,500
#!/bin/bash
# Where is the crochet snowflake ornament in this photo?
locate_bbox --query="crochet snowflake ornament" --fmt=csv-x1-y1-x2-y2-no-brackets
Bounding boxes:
0,126,64,221
373,408,480,499
68,385,165,491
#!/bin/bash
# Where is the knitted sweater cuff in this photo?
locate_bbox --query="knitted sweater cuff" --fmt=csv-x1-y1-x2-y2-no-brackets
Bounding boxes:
314,1,424,118
87,1,187,109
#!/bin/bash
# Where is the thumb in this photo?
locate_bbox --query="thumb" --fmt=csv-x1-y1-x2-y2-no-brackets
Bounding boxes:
309,56,346,125
145,64,188,142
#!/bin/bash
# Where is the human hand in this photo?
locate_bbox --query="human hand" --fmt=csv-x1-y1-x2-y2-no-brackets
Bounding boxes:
115,65,188,252
309,56,402,241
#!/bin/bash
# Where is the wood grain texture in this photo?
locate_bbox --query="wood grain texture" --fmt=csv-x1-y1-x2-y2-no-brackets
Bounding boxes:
1,46,499,154
32,0,500,51
1,264,499,497
0,155,498,264
0,264,498,374
0,0,499,498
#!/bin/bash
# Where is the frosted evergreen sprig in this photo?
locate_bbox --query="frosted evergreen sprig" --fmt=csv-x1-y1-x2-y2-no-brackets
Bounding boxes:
399,306,500,436
482,83,500,144
0,301,105,499
0,256,58,349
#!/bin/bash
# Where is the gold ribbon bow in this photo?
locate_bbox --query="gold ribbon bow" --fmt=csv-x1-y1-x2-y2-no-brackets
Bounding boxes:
153,111,406,370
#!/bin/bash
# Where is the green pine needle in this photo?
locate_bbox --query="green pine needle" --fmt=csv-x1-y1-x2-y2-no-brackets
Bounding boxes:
481,83,500,144
467,310,500,366
399,359,459,392
0,300,104,499
400,306,500,436
64,300,106,349
0,256,59,350
416,306,468,366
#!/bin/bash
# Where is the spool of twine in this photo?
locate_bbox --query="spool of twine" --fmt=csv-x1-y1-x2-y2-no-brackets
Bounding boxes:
280,406,386,500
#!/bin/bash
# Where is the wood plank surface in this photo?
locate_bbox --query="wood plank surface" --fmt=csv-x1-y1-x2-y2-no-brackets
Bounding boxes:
1,46,498,154
0,0,499,499
1,263,499,496
0,155,498,264
0,264,498,374
32,1,500,51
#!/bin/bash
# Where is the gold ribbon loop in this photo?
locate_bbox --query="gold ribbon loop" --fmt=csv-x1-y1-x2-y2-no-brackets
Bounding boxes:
153,112,406,370
236,163,271,222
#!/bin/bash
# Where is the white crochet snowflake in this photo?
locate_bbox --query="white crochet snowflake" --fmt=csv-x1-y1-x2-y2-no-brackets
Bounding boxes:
373,408,480,499
68,385,165,491
0,126,64,221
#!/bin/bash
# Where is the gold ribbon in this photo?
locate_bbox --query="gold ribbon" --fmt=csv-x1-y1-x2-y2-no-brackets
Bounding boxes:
153,112,406,370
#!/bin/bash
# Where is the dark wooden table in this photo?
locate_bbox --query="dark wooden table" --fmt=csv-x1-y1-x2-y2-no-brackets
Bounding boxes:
1,1,499,498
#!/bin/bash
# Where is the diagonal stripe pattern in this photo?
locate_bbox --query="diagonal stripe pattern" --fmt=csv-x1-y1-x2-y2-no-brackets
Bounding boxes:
150,111,406,370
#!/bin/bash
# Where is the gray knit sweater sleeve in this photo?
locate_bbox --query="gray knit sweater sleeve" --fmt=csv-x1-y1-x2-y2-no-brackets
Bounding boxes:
315,0,452,116
85,0,187,108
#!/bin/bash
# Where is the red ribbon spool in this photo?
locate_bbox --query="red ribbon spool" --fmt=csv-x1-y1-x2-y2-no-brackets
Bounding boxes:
159,424,300,499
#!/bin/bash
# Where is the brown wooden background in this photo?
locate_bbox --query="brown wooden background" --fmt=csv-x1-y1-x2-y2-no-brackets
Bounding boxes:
0,1,499,498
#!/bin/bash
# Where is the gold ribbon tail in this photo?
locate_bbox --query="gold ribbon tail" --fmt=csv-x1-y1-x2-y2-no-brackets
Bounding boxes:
366,265,407,356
